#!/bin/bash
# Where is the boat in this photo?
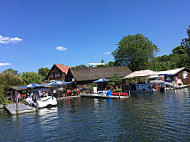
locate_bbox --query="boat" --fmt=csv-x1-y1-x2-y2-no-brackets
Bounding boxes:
112,92,128,96
26,88,57,108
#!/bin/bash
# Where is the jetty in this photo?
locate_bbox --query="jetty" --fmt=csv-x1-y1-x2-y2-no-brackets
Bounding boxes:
80,94,129,99
5,103,36,115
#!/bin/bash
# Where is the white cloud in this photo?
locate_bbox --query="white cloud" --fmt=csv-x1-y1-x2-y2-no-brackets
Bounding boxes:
0,63,11,66
103,52,112,55
0,35,23,44
56,46,67,51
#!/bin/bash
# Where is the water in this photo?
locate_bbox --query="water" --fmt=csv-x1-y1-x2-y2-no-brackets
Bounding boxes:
0,88,190,142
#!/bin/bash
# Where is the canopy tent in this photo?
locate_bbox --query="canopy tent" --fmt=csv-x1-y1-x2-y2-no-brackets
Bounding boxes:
45,80,71,86
123,70,156,79
93,78,110,83
19,83,41,89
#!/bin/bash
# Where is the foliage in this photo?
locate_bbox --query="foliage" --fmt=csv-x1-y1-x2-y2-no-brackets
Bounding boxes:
0,73,23,87
108,73,122,87
0,95,8,105
113,33,158,71
125,78,133,84
136,77,148,83
22,72,42,84
0,73,23,96
86,83,97,91
38,67,50,81
107,61,115,67
74,64,88,69
3,68,19,76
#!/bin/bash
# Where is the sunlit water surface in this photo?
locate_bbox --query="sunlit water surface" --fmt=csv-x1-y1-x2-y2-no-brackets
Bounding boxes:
0,88,190,142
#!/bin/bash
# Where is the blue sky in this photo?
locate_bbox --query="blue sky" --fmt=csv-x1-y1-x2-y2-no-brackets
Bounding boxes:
0,0,189,73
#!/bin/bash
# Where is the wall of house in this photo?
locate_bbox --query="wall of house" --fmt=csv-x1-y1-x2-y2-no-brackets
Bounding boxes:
48,66,66,81
176,69,190,85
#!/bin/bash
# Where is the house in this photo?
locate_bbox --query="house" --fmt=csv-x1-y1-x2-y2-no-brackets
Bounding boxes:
156,67,190,85
47,64,70,81
65,66,132,88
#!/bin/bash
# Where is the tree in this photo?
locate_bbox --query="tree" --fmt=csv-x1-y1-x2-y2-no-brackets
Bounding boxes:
3,68,19,75
172,45,187,54
113,34,158,71
38,67,50,81
107,61,115,66
108,73,122,88
0,73,23,96
22,72,42,85
181,25,190,67
74,64,88,69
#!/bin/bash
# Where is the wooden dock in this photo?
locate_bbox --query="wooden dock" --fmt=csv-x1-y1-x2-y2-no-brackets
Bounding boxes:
5,103,36,115
80,94,129,99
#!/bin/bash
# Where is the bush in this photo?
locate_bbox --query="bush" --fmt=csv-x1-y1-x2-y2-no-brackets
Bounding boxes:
0,95,8,105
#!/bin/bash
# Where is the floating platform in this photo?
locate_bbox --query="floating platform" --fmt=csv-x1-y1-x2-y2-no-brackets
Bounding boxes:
80,94,129,99
5,103,36,115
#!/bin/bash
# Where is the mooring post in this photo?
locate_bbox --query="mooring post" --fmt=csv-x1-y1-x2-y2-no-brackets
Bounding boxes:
16,97,19,114
35,95,38,111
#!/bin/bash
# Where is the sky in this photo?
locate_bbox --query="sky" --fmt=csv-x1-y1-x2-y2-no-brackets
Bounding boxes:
0,0,189,73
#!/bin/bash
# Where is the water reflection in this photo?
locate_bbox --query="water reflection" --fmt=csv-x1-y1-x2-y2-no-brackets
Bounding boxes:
0,88,190,141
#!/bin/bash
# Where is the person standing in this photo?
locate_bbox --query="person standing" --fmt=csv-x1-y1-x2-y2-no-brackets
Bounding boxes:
17,92,21,103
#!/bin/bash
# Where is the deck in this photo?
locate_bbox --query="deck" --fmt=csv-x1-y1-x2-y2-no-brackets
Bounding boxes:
80,94,129,99
5,103,36,115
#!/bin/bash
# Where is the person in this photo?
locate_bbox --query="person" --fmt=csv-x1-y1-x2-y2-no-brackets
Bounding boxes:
17,92,21,103
66,89,70,96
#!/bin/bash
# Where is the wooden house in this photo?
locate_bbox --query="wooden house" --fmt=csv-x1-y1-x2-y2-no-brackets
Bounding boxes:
46,64,70,81
65,66,132,88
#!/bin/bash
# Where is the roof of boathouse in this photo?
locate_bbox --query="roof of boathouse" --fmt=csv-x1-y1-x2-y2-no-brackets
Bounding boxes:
69,66,132,81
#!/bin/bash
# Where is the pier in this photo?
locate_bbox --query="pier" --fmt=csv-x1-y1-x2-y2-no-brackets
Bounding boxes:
5,103,36,115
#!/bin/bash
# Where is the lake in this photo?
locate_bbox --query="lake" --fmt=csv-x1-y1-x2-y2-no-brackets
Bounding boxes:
0,88,190,142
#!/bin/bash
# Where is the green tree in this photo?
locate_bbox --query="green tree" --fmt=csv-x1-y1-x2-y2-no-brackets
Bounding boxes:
38,67,50,81
181,25,190,67
3,68,19,75
107,61,115,66
0,73,23,96
22,72,42,85
108,73,122,87
113,34,158,71
74,64,88,69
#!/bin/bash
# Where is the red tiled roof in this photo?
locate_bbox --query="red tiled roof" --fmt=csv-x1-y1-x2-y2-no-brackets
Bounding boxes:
54,64,70,74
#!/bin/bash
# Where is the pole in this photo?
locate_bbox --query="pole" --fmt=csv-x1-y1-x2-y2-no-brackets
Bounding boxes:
129,90,131,97
119,92,120,99
16,97,19,114
35,94,38,111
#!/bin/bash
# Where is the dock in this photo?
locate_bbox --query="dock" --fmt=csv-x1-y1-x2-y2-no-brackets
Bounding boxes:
5,103,36,115
80,94,129,99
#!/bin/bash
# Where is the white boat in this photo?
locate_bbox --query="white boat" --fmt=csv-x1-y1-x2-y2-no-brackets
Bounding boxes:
26,88,57,108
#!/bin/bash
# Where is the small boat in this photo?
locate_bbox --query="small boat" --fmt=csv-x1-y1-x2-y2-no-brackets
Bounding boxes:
26,88,57,108
112,92,128,96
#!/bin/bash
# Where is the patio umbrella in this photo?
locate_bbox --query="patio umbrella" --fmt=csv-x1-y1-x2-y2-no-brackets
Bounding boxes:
19,83,41,89
45,80,71,86
93,78,109,90
93,78,110,83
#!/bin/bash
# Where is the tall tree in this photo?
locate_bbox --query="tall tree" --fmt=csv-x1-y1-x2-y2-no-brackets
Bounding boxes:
3,68,19,75
22,72,42,85
38,67,50,81
112,34,158,71
181,25,190,67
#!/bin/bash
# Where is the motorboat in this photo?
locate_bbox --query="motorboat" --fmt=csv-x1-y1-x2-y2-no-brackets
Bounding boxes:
26,88,57,108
